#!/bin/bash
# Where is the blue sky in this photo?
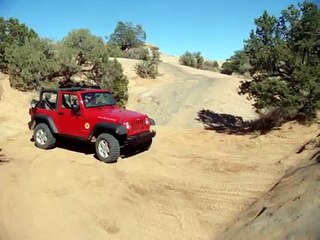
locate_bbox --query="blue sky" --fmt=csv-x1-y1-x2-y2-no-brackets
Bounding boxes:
0,0,309,60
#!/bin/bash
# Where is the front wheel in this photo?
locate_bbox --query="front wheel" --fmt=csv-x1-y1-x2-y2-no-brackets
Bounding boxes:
33,123,56,149
95,133,120,163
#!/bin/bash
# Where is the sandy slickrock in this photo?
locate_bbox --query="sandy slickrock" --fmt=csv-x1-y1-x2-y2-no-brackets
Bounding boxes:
0,57,319,240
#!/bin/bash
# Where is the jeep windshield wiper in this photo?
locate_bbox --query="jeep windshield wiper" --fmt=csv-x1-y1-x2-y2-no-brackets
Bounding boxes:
86,103,116,108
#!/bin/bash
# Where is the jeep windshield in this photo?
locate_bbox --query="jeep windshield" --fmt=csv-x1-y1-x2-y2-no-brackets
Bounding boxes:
82,92,116,108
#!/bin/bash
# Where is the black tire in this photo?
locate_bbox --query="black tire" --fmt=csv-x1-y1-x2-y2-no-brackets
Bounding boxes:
33,123,56,149
95,133,120,163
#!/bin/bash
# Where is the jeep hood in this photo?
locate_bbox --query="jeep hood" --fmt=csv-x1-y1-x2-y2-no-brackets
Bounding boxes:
96,108,146,123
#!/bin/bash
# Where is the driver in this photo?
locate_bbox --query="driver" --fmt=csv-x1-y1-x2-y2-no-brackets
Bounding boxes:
84,93,96,106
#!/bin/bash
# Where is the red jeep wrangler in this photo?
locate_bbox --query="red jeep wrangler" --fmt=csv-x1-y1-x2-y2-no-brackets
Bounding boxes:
28,86,156,163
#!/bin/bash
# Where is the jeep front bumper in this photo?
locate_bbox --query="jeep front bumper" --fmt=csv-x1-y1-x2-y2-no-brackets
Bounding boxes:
122,130,156,148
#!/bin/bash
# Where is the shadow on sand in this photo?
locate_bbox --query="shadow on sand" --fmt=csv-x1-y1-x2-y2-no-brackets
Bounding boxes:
0,148,11,164
196,109,282,135
30,138,149,162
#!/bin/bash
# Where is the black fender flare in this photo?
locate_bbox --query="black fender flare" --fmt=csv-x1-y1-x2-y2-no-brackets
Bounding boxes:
149,118,156,125
89,123,128,140
33,114,58,133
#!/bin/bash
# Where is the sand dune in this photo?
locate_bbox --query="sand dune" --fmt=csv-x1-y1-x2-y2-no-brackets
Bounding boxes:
0,58,318,240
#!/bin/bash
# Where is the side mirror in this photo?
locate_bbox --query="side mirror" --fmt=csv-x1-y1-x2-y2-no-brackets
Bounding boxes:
71,103,80,114
31,99,38,108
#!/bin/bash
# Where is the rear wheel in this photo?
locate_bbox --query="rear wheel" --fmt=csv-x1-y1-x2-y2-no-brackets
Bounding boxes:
95,133,120,163
33,123,56,149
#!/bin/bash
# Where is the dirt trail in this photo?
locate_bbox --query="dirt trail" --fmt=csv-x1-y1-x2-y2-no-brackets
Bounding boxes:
120,58,257,127
1,124,318,240
0,61,318,240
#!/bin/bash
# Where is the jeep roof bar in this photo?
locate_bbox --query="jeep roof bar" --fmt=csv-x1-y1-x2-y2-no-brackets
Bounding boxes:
58,87,101,91
40,86,102,92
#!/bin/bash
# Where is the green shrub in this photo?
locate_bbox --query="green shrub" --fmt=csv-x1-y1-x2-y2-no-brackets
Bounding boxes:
4,27,129,106
221,50,250,75
105,44,123,58
180,51,219,71
179,51,197,68
135,61,158,78
107,21,146,51
61,29,129,105
221,61,236,75
0,17,38,71
124,46,150,60
99,58,128,106
203,60,219,71
194,52,204,69
239,2,320,121
134,47,159,78
5,37,58,90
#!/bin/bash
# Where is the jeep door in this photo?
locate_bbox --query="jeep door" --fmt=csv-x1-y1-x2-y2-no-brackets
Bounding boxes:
56,92,88,138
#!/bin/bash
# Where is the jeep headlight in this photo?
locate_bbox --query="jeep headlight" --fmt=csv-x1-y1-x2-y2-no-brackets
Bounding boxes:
123,121,131,129
145,117,150,125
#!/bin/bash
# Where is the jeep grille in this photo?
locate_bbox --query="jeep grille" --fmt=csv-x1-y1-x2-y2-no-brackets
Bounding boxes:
132,119,144,130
